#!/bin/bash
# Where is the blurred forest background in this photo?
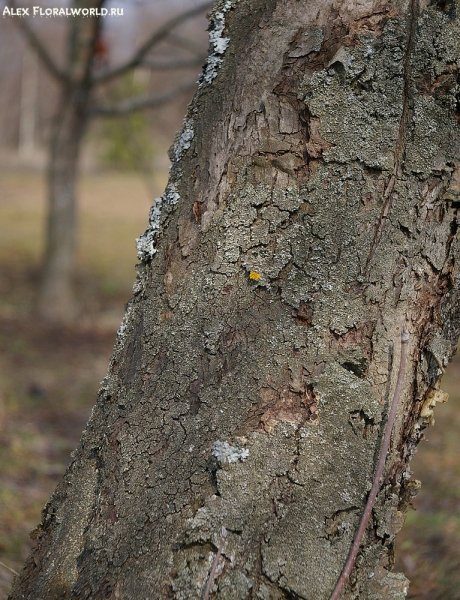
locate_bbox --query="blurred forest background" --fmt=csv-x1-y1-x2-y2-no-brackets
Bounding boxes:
0,1,459,598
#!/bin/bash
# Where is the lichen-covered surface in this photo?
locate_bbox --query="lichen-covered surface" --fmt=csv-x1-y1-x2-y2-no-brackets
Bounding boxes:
9,0,460,599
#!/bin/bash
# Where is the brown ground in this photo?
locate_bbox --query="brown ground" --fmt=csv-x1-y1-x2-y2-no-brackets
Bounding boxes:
0,169,459,599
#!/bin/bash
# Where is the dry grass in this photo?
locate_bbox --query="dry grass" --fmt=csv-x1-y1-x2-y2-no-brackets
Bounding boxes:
0,168,459,598
0,169,166,318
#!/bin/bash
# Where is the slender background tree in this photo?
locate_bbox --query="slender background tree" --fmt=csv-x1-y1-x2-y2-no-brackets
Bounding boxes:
10,0,211,322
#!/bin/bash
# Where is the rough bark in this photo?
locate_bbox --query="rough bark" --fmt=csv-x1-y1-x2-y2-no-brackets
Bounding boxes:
10,0,460,598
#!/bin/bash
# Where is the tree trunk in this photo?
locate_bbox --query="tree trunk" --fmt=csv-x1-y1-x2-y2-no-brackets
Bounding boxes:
37,1,102,322
19,47,38,161
11,0,460,598
37,93,88,322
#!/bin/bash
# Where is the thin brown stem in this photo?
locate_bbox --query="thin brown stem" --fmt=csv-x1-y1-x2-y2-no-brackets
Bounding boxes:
330,328,410,600
364,0,419,273
91,81,197,117
203,526,227,600
0,560,19,576
141,57,205,70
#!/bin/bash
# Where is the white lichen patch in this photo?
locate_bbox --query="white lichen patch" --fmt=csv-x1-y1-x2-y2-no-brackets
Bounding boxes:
199,0,235,86
164,184,180,206
212,440,249,466
136,197,162,260
174,119,194,161
136,184,181,261
117,303,134,338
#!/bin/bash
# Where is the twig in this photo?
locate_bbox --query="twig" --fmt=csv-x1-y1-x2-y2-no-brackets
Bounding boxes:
93,2,213,86
81,0,107,87
330,327,410,600
141,57,205,71
0,560,19,576
167,33,207,58
363,0,419,273
9,0,69,84
203,526,227,600
91,81,197,117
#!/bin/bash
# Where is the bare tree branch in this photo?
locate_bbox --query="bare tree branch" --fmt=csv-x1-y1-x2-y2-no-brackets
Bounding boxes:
90,81,197,116
141,57,205,70
166,32,207,58
80,0,107,85
10,0,69,84
93,1,213,86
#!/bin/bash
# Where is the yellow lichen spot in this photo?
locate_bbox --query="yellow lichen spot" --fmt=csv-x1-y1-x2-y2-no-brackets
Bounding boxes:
249,271,261,281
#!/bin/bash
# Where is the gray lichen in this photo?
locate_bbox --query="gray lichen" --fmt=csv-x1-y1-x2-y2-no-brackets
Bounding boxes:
199,0,236,86
116,303,134,338
136,184,180,261
173,118,195,162
137,109,197,262
300,22,406,170
212,440,249,465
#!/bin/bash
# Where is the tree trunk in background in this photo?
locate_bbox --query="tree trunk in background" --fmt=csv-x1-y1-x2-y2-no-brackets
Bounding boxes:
19,48,38,160
37,1,101,323
38,95,88,322
11,0,460,598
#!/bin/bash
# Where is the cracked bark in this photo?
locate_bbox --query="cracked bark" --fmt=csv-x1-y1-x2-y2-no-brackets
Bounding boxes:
9,0,460,599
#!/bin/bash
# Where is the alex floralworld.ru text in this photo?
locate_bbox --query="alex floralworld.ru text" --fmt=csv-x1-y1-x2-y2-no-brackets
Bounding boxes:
3,6,124,17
